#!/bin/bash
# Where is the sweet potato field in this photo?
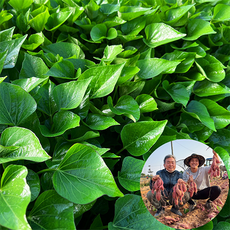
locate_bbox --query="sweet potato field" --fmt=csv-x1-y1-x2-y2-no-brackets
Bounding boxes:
1,0,230,229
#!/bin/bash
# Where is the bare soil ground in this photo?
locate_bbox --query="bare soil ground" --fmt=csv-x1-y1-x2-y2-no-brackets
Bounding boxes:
140,177,229,229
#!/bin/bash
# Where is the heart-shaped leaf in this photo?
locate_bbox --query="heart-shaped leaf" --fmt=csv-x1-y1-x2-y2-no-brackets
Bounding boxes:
193,80,230,97
137,58,180,79
33,80,57,116
121,120,167,156
108,95,140,122
40,111,80,137
53,143,123,204
119,6,151,21
19,53,49,79
143,23,186,48
0,82,37,125
0,35,27,69
86,63,124,99
162,80,190,106
184,19,216,40
0,165,31,230
135,94,158,113
45,59,76,79
53,76,92,110
0,127,51,163
183,100,216,131
85,113,120,130
12,77,48,92
200,99,230,129
42,42,83,59
29,6,50,32
118,156,145,191
213,4,230,22
109,194,170,230
28,190,75,230
45,11,72,31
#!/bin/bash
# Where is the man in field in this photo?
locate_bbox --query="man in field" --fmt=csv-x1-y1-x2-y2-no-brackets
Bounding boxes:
147,155,190,217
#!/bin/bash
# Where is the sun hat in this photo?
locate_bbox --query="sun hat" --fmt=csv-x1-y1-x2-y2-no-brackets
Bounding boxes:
184,153,205,167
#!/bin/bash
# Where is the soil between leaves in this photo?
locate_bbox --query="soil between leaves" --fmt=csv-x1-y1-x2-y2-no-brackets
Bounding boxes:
140,177,229,229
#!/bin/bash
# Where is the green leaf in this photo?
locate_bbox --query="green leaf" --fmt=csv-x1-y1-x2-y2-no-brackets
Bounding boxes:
0,82,37,126
165,5,195,25
143,23,186,48
12,77,48,92
109,194,171,230
27,169,40,202
74,201,96,219
100,45,124,62
0,35,27,69
0,27,14,42
8,0,33,11
30,6,50,32
90,214,104,230
85,113,120,130
191,220,213,230
162,50,195,73
121,120,167,156
135,94,158,113
0,11,13,26
16,10,30,33
0,165,31,230
162,80,190,106
42,42,83,59
87,63,124,99
22,34,44,51
137,58,180,79
90,24,107,42
0,127,51,163
0,145,19,157
215,147,230,180
28,190,75,230
19,53,49,79
45,11,72,31
53,76,92,110
33,80,57,116
0,51,7,74
213,4,230,22
193,80,230,97
108,95,140,122
40,111,80,137
195,54,225,82
118,157,145,191
45,59,76,79
183,100,216,131
119,6,151,21
184,19,216,40
63,125,100,142
53,143,123,204
209,129,230,153
199,99,230,129
211,221,230,230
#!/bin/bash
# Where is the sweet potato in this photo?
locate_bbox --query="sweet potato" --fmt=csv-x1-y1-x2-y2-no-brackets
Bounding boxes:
151,177,164,201
172,179,187,206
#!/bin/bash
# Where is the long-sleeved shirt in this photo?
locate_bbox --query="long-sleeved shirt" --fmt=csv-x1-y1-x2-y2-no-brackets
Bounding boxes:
182,166,211,190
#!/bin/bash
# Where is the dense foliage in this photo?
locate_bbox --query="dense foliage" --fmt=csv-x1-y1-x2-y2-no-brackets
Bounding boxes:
0,0,230,229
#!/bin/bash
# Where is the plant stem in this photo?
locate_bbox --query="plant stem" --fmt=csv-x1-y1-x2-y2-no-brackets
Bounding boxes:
37,168,56,175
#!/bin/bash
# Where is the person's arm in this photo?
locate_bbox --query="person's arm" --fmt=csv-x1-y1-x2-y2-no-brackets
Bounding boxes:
182,170,189,182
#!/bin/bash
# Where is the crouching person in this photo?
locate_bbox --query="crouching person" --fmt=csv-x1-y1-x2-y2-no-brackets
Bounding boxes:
147,155,190,217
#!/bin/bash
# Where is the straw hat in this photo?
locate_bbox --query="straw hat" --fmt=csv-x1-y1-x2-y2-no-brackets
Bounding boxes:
184,153,205,167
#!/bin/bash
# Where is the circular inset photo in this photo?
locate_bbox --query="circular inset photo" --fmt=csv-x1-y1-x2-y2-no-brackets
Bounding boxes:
140,139,229,229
